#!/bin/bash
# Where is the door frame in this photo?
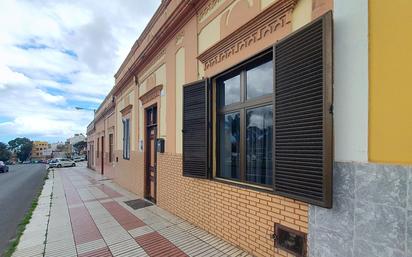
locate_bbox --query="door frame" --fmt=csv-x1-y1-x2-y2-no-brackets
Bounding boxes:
144,104,158,203
101,135,104,174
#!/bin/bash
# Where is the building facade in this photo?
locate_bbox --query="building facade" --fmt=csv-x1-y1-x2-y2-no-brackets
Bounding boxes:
31,141,49,160
87,0,412,256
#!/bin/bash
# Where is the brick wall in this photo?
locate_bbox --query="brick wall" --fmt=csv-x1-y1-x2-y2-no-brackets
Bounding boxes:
157,152,308,257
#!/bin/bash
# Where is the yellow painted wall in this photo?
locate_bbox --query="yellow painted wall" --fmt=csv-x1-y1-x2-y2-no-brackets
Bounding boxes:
292,0,312,31
175,47,185,154
369,0,412,164
198,17,220,53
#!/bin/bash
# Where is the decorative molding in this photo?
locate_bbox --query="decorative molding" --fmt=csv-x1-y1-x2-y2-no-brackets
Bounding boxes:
94,101,115,124
139,49,165,83
113,0,209,96
139,85,163,105
176,30,184,45
198,0,298,71
198,0,225,23
120,104,133,116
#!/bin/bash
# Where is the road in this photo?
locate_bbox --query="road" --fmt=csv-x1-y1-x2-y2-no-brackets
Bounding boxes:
0,164,47,255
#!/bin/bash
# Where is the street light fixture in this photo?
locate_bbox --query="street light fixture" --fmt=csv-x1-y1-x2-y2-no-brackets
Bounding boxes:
74,107,96,113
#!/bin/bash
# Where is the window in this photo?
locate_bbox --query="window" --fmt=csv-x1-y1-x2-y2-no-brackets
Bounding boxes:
217,54,273,187
96,138,99,158
183,13,332,207
123,118,130,159
109,134,113,163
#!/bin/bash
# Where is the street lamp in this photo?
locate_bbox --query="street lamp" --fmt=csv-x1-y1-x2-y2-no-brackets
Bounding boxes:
74,107,96,113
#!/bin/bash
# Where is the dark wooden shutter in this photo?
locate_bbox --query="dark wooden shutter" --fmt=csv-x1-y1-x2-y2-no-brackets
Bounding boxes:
182,80,210,178
273,12,333,208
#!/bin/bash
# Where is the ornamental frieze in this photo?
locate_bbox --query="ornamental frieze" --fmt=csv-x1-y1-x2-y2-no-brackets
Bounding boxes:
198,0,298,71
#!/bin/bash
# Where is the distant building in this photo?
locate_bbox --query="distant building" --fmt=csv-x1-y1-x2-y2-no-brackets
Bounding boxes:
67,133,86,145
66,133,86,156
31,141,48,160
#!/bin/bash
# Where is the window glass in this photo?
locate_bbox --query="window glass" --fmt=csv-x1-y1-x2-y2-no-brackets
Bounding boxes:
122,119,130,159
247,60,273,99
246,105,273,185
220,75,240,106
219,112,240,180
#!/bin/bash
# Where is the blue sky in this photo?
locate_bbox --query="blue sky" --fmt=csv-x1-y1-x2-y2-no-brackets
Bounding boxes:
0,0,160,144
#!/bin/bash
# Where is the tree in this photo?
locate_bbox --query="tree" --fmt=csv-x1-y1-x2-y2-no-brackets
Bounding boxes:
8,137,33,161
0,142,11,162
73,141,87,154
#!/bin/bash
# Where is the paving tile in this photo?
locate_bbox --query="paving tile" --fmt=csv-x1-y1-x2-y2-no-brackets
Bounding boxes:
128,225,154,238
16,165,249,257
12,244,44,257
76,239,107,255
135,231,187,257
108,239,141,256
114,247,148,257
78,246,112,257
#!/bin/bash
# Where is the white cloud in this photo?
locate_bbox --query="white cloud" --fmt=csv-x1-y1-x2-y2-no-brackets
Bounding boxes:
0,0,160,142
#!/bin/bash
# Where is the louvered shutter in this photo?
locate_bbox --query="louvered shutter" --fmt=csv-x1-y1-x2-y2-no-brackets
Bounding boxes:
273,12,333,208
182,80,210,178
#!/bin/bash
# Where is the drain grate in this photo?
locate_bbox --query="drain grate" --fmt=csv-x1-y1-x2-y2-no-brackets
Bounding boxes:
124,199,153,210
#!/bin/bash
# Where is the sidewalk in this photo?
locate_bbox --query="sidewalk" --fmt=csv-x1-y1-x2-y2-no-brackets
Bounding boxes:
12,163,251,257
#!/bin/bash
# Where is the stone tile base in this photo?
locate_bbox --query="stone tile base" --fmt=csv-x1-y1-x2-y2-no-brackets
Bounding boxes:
309,162,412,257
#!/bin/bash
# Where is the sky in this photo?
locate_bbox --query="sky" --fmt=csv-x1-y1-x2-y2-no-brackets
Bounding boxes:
0,0,161,144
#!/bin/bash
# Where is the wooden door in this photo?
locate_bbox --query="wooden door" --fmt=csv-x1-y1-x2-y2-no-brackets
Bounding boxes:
101,136,104,174
145,106,157,202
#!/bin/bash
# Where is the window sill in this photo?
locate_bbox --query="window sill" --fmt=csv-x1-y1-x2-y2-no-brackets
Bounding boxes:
213,177,272,194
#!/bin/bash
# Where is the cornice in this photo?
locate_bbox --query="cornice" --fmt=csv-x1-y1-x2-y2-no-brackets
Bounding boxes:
113,0,209,97
94,101,115,124
198,0,224,22
139,85,163,105
115,0,171,79
198,0,298,71
120,104,133,116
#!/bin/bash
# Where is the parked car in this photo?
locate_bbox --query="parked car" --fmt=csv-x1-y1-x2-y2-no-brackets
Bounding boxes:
22,160,31,164
0,161,9,173
73,156,86,162
49,158,76,168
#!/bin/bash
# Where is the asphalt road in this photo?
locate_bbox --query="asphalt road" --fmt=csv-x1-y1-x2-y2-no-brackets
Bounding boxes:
0,164,47,256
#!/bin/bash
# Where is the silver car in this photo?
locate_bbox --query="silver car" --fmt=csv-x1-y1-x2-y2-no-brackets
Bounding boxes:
49,158,76,168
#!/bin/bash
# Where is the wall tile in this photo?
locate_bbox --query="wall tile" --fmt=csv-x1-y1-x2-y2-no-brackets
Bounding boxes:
309,205,316,226
316,196,354,234
310,162,411,257
355,201,406,251
355,163,407,208
308,220,316,256
313,226,353,257
407,210,412,257
407,167,412,210
354,239,405,257
334,162,355,199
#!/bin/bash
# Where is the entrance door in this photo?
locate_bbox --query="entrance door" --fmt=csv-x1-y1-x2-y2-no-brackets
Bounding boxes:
101,136,104,174
145,105,157,203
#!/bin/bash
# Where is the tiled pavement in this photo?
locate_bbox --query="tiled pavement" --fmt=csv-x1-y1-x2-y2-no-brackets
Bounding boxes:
12,163,252,257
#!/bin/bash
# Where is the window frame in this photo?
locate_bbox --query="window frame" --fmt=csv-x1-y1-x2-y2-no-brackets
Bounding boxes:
109,133,114,163
215,51,274,188
96,138,99,158
122,118,130,160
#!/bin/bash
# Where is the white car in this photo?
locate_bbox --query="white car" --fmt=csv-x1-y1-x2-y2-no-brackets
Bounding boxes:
49,158,76,168
73,156,85,162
